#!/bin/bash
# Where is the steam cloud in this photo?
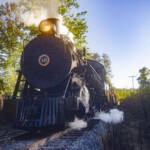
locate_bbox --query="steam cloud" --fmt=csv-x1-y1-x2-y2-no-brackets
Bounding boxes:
69,117,87,130
21,0,73,41
94,109,124,124
22,0,59,26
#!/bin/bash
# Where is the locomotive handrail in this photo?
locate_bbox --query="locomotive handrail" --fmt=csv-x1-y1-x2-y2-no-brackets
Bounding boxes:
88,63,102,81
62,75,72,99
87,63,104,89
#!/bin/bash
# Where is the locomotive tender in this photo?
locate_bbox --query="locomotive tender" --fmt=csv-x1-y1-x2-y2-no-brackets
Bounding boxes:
14,18,107,129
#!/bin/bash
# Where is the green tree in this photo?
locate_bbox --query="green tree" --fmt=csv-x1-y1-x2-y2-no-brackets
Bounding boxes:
0,1,40,95
0,2,25,95
137,67,150,88
58,0,88,49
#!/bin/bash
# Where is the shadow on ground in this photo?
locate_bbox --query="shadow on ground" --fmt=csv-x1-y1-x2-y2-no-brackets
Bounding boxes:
110,91,150,150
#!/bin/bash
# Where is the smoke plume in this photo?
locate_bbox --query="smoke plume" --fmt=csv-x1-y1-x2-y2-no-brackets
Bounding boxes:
94,109,124,124
21,0,73,40
69,117,87,130
22,0,59,26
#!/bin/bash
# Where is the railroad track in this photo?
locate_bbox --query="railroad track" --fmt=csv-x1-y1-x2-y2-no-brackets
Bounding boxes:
25,119,99,150
0,119,99,150
33,129,86,150
0,127,28,143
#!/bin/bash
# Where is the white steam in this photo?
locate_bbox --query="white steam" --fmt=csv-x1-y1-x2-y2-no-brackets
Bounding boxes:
69,117,87,130
22,0,59,26
45,0,59,18
21,0,74,41
22,9,48,27
94,109,124,124
77,85,90,113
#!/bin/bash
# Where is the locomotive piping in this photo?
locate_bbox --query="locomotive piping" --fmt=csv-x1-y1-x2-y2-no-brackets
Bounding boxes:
63,75,72,99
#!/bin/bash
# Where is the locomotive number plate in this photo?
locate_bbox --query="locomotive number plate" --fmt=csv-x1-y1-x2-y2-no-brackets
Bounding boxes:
38,54,50,67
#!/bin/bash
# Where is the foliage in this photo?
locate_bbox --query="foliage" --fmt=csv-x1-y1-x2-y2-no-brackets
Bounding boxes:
137,67,150,88
115,88,138,104
58,0,88,49
115,87,150,104
116,66,150,104
0,2,25,95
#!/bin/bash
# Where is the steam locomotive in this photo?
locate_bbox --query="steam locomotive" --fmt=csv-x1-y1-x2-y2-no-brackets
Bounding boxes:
14,18,107,129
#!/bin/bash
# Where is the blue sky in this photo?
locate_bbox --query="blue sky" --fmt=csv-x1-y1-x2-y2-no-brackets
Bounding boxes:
78,0,150,88
1,0,150,88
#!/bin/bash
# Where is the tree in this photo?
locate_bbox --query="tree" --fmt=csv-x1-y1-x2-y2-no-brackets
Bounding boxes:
92,53,101,62
0,2,26,95
137,67,150,88
58,0,88,49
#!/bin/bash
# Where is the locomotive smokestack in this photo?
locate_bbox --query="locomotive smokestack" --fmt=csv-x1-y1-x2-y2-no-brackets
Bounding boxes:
49,18,60,35
42,18,60,35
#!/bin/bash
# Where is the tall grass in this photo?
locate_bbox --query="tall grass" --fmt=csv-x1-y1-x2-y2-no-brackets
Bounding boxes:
115,88,150,104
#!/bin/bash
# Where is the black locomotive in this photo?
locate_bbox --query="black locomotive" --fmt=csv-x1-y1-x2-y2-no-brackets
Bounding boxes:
14,18,107,129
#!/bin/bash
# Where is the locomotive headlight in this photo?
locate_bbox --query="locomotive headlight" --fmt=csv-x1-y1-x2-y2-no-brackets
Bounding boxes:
39,20,53,34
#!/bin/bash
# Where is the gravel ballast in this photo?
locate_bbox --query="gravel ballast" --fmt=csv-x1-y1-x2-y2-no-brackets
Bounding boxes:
36,120,110,150
66,121,109,150
0,120,111,150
